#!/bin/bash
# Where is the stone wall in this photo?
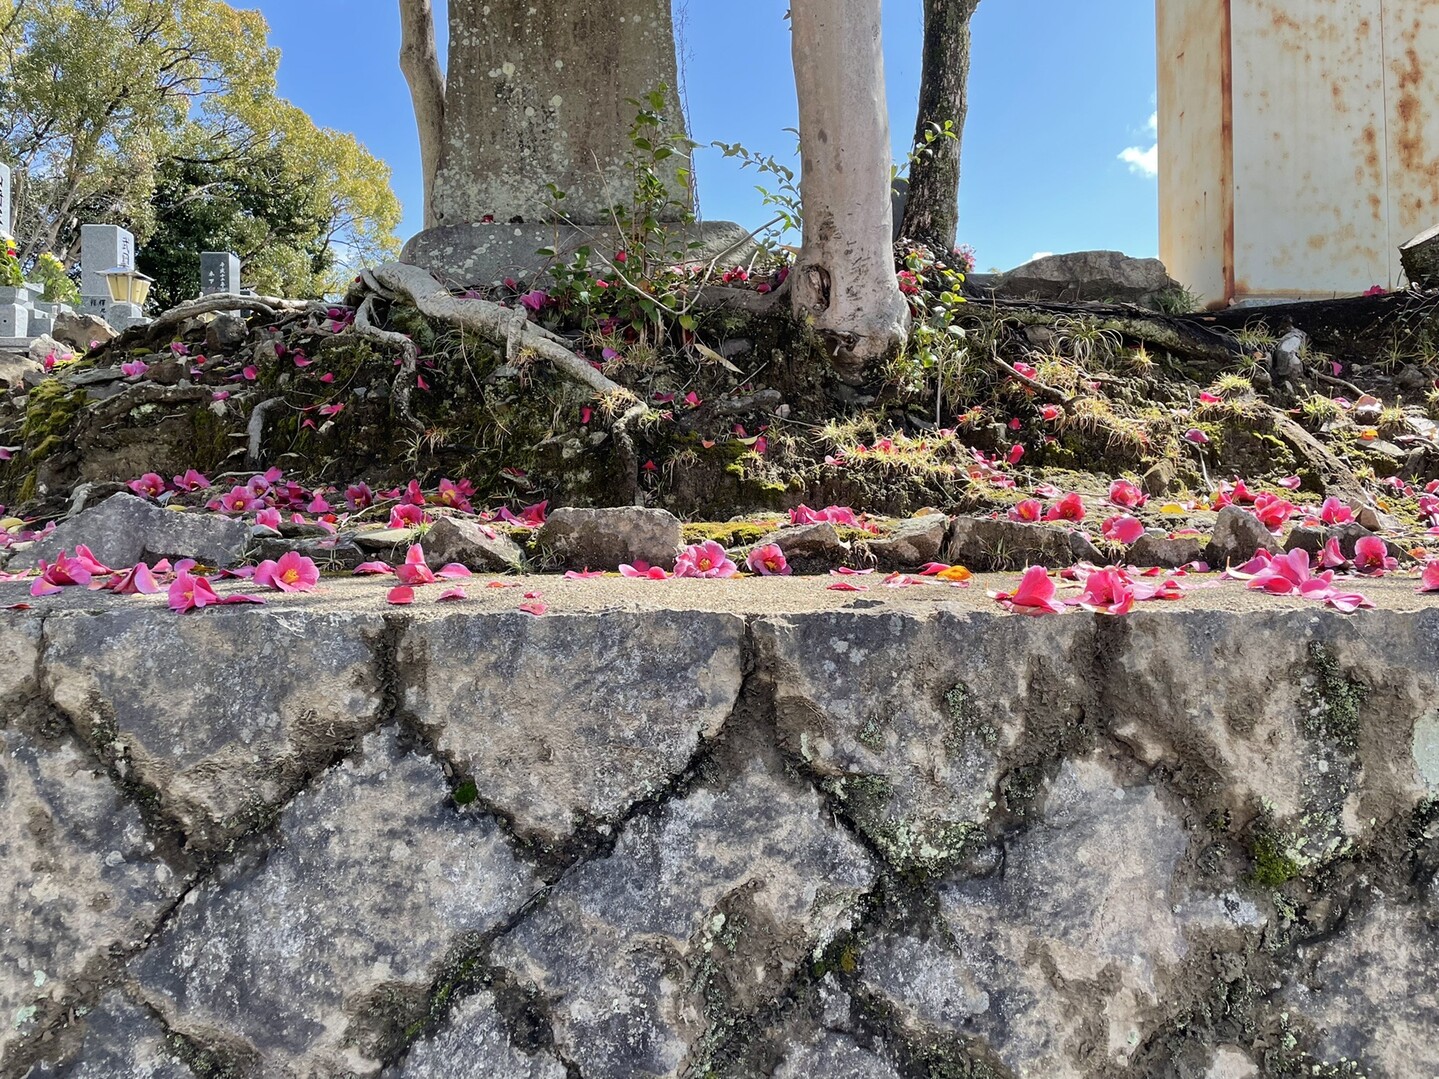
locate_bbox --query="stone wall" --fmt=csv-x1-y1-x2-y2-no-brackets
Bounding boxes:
3,596,1437,1079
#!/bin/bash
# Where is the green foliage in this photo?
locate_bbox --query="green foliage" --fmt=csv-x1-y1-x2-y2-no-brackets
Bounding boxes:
33,252,78,304
886,246,971,419
711,135,802,252
0,0,399,299
0,237,21,287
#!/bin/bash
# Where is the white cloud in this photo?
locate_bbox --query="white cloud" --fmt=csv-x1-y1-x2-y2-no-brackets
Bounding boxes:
1119,111,1159,178
1028,251,1054,262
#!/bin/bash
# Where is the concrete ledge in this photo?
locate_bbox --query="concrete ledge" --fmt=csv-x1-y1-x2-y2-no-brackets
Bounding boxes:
4,582,1438,1077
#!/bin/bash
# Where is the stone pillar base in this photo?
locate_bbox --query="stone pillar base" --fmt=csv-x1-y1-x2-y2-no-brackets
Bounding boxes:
399,220,761,290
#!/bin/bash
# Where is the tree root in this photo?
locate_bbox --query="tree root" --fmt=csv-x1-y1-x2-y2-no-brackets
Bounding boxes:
359,261,647,499
246,397,285,469
352,290,424,435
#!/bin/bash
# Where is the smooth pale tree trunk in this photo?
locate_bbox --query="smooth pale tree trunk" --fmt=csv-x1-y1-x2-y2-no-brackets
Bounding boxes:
900,0,981,253
398,0,446,230
790,0,910,376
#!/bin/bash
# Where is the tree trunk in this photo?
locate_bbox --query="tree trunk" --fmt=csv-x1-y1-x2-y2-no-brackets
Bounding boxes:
900,0,980,254
397,0,446,230
790,0,910,378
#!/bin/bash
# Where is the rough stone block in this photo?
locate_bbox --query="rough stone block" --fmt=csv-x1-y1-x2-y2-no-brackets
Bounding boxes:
44,607,385,850
493,754,874,1079
388,990,567,1079
133,729,541,1077
0,729,185,1056
864,513,949,569
944,515,1075,571
22,492,252,570
401,609,745,844
756,608,1094,872
1204,504,1280,568
535,506,682,571
27,992,192,1078
420,516,524,572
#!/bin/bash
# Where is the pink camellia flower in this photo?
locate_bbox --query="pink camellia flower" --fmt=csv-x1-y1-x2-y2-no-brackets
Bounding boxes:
674,540,738,579
1318,536,1349,569
499,500,548,528
120,358,149,377
218,486,257,514
172,469,211,492
255,507,281,530
1419,493,1439,524
1072,567,1136,615
30,550,96,596
98,562,161,595
307,493,331,514
619,561,670,579
1352,535,1397,575
1013,360,1037,379
1006,444,1024,466
346,482,375,510
1251,492,1296,532
388,503,430,529
1183,427,1210,445
746,543,791,576
1320,497,1354,526
1108,479,1148,509
1277,475,1303,490
1418,561,1439,593
518,289,549,312
1008,499,1043,523
1246,548,1335,597
991,565,1066,615
1043,492,1086,523
1040,404,1062,421
395,545,438,586
169,569,221,612
128,473,166,499
431,477,475,512
70,545,112,576
1102,514,1145,545
253,552,320,592
790,504,861,528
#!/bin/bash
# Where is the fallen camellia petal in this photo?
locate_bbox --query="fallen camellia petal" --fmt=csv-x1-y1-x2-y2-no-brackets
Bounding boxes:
826,581,868,592
354,561,394,575
563,569,604,580
1418,561,1439,593
386,585,415,605
990,565,1066,615
438,586,468,601
620,561,670,579
518,599,548,615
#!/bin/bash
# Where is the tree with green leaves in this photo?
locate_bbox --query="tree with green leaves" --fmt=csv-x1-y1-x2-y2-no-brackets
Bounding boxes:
0,0,399,298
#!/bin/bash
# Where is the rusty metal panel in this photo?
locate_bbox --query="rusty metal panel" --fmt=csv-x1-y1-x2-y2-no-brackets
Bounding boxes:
1230,0,1389,299
1157,0,1232,306
1383,4,1439,285
1157,0,1439,302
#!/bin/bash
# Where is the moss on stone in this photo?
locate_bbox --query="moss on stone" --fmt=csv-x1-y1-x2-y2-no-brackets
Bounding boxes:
1302,643,1368,752
21,378,87,461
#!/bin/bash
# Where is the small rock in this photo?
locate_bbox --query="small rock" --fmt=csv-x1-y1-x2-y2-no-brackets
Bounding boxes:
1355,504,1403,532
145,358,187,386
420,517,525,572
354,527,418,550
536,507,682,571
995,250,1179,306
1203,505,1280,569
1069,530,1107,564
27,334,71,364
768,522,848,570
1127,533,1204,569
944,516,1074,571
866,513,948,569
204,313,247,350
22,493,251,570
52,312,116,353
1141,460,1179,497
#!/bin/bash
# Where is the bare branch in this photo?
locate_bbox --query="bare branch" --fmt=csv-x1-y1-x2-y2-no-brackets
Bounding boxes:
397,0,446,230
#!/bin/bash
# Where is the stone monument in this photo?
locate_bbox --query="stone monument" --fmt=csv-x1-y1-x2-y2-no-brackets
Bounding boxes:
200,251,241,296
80,224,136,319
402,0,753,286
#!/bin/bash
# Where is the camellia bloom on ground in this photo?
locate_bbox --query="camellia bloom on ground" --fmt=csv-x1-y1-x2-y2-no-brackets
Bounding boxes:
674,541,738,579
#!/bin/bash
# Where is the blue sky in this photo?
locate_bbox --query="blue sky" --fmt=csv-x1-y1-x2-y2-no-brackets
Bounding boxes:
248,1,1159,272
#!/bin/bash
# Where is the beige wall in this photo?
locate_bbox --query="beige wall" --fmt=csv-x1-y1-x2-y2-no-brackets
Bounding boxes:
1158,0,1439,305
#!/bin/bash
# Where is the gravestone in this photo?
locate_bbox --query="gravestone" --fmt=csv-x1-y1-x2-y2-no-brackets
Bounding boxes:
79,224,135,318
0,163,11,237
200,252,240,296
